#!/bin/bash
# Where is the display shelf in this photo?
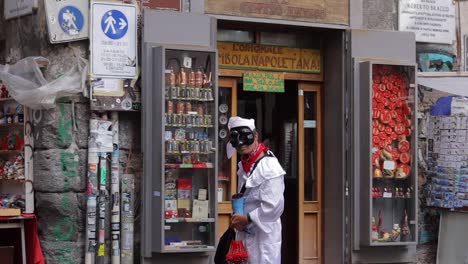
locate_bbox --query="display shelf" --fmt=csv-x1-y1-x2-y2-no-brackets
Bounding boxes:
143,46,218,254
166,152,214,155
164,97,215,102
0,123,24,129
0,98,32,214
166,124,214,128
370,240,417,247
359,61,417,246
0,208,21,216
165,163,214,169
0,150,22,155
163,246,216,252
165,218,215,223
372,197,411,200
0,178,25,182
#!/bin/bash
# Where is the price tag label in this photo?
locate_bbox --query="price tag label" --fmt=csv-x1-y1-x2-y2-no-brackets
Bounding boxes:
383,192,393,198
183,57,192,68
383,160,396,170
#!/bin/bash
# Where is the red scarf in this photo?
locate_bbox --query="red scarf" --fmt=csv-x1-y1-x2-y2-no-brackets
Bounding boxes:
241,143,269,173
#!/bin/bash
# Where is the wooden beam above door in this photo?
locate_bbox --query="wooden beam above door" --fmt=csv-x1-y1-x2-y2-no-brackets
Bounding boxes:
219,68,323,82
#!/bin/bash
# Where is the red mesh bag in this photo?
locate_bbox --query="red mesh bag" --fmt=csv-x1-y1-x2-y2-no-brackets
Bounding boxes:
226,240,248,264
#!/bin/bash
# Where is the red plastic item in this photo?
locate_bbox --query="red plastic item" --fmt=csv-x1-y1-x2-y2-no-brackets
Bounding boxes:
226,240,248,264
400,152,411,164
0,214,45,264
371,65,412,180
398,140,410,153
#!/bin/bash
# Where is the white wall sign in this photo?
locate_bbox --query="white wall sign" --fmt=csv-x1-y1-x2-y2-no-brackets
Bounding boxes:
399,0,455,44
90,1,138,79
45,0,89,43
4,0,37,20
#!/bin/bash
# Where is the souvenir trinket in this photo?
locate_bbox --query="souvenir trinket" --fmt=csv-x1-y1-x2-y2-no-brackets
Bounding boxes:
185,102,192,113
179,68,187,88
176,101,185,114
189,70,196,88
166,101,174,114
195,68,203,88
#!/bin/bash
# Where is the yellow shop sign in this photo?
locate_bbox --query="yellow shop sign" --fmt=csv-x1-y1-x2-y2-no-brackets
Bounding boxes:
218,42,321,74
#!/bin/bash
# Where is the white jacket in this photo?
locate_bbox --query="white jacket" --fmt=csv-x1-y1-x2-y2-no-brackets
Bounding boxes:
236,153,285,264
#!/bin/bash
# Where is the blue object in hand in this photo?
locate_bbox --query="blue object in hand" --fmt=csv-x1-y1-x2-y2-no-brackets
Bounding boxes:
231,195,245,214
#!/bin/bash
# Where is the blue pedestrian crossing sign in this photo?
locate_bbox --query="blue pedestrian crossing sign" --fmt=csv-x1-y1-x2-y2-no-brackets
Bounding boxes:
58,6,84,35
44,0,89,43
101,9,128,40
90,1,137,79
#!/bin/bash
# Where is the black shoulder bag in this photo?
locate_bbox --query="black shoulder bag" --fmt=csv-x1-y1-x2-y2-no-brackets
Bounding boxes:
214,153,271,264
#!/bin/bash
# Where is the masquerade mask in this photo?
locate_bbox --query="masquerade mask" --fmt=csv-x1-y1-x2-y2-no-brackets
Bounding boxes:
229,126,255,148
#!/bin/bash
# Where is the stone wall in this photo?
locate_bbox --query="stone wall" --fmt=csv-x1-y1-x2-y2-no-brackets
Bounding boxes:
0,0,142,263
32,102,142,264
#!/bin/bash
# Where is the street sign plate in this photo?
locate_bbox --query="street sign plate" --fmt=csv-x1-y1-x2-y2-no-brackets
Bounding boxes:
45,0,89,43
90,1,138,79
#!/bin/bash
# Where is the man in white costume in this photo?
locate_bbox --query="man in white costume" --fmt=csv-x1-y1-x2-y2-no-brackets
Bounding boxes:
228,116,285,264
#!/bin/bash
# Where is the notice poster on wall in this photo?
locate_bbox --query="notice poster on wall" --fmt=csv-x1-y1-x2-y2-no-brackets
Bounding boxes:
4,0,37,20
398,0,455,44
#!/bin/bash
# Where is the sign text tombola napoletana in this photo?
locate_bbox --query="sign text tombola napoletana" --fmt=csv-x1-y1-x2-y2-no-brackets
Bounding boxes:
218,42,321,74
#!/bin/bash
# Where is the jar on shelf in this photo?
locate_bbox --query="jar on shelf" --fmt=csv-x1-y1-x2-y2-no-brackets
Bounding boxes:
189,70,196,88
166,101,174,114
195,69,203,88
176,101,185,114
185,102,192,113
197,104,204,115
179,68,187,89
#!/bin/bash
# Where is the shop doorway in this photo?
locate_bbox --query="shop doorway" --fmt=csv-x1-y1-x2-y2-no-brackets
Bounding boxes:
217,77,322,263
237,80,299,264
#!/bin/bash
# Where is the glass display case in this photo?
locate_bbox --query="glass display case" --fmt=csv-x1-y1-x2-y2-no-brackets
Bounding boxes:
359,61,417,246
143,46,218,253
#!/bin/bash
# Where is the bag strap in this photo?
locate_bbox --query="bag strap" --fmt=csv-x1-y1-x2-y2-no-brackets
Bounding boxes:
239,183,247,195
239,151,274,194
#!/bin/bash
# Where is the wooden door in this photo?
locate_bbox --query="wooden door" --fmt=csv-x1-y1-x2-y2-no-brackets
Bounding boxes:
216,77,238,240
298,82,322,264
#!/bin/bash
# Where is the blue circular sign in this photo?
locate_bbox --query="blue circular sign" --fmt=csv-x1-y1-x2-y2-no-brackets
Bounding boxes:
101,9,128,40
58,6,84,35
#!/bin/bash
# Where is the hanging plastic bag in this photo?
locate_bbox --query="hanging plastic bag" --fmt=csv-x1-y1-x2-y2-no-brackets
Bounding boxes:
0,48,88,109
226,240,248,264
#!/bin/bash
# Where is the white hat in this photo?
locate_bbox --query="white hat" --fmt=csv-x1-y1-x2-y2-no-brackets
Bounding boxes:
228,116,255,131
